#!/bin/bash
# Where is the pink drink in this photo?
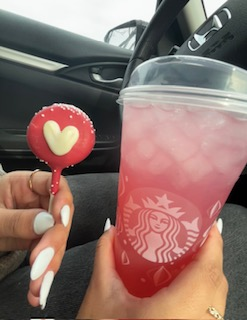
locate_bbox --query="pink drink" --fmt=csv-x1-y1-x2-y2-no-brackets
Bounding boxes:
114,101,247,297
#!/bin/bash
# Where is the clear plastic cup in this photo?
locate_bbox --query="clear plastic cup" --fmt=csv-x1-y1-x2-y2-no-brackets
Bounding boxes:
114,55,247,297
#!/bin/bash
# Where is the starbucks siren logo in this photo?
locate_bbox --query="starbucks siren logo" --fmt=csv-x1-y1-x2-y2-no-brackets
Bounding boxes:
122,190,201,263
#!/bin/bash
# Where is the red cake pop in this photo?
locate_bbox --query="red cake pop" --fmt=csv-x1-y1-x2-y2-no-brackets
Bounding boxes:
27,103,95,195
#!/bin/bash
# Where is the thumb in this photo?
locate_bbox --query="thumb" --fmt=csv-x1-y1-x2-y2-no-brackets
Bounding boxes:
93,221,116,280
77,222,117,319
91,220,130,298
78,220,130,319
0,208,55,239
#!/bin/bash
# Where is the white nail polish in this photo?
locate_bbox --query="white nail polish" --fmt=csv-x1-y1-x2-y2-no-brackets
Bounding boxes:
60,205,70,227
217,218,223,234
30,247,55,280
40,271,54,310
104,218,111,232
33,212,55,235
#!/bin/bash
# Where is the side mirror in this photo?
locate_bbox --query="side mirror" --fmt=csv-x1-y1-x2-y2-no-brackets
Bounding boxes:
104,20,148,50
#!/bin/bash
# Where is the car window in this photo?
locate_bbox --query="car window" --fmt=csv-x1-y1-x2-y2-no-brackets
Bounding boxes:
0,0,156,42
202,0,227,16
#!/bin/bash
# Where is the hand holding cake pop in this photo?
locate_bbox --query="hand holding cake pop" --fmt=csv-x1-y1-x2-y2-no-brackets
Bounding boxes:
27,103,95,195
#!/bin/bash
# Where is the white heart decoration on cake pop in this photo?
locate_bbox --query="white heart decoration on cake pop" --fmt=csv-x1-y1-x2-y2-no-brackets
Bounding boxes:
43,120,79,156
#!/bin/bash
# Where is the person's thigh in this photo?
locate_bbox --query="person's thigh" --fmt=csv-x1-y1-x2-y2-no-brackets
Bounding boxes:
66,172,118,248
0,241,96,319
219,203,247,319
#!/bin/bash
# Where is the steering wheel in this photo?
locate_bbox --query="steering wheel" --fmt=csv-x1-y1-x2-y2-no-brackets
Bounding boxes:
122,0,247,88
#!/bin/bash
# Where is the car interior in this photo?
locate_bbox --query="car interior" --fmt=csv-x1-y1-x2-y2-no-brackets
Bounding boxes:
0,0,246,208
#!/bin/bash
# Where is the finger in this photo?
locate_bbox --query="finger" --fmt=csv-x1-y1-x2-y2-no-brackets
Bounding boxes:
170,224,224,290
28,239,70,309
78,226,125,318
18,170,51,197
31,172,71,198
27,290,40,308
0,237,31,251
193,223,224,269
28,244,65,303
8,171,73,215
27,205,72,280
153,223,227,317
49,178,74,225
4,171,73,229
6,171,51,208
30,172,74,225
0,208,54,240
28,170,73,205
210,272,228,317
195,223,228,315
91,225,131,298
93,226,118,280
29,222,69,282
0,183,73,240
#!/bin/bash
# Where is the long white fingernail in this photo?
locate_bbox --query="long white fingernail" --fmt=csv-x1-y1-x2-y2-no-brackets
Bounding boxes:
30,247,55,280
40,271,54,310
104,218,111,232
217,218,223,234
60,205,70,227
33,212,55,235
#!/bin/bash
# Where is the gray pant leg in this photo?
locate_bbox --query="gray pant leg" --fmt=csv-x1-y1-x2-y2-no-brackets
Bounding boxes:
219,204,247,319
66,173,118,248
0,241,96,319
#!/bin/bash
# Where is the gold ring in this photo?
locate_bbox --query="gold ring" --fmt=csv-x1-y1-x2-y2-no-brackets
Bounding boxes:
28,169,41,192
208,306,224,320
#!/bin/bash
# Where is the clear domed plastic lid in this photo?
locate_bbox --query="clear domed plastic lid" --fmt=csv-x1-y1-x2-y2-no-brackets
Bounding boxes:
117,56,247,114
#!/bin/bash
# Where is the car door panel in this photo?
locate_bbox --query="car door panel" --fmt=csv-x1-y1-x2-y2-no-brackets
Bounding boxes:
0,10,131,173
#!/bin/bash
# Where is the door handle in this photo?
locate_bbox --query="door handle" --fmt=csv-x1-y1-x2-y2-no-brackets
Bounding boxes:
91,73,123,85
